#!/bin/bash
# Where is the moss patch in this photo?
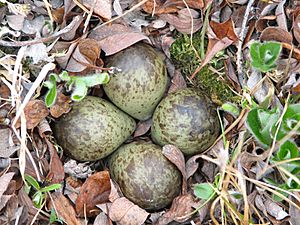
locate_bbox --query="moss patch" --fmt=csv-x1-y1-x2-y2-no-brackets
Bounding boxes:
170,32,239,105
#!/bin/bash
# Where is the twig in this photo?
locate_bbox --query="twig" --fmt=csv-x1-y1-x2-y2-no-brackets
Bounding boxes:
0,15,81,47
236,0,255,87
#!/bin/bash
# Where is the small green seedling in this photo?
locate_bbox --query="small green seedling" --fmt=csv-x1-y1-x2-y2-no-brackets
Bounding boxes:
49,208,64,224
44,71,110,107
24,174,61,208
250,41,282,72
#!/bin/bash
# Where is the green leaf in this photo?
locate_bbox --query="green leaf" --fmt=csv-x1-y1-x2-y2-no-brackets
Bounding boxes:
246,108,280,148
40,183,62,192
59,71,70,81
25,175,40,191
276,140,299,160
194,183,215,200
250,41,281,72
81,72,110,87
44,74,58,107
32,191,45,208
221,102,240,117
71,79,88,101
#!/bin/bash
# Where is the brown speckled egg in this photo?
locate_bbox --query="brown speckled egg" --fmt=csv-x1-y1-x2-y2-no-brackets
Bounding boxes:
151,88,220,155
53,96,136,161
103,43,168,120
109,141,182,211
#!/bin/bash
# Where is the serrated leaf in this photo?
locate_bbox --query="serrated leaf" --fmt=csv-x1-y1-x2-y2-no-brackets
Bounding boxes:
194,183,215,200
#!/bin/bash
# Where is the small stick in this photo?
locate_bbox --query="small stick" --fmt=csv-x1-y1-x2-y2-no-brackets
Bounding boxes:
236,0,255,87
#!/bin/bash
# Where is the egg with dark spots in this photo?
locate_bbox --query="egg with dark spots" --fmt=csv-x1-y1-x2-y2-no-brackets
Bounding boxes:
151,88,220,155
53,96,136,161
109,141,182,211
104,43,168,120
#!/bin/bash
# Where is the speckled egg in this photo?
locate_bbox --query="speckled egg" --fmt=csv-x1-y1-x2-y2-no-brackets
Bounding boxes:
103,43,168,120
109,141,182,211
151,88,220,155
53,96,136,161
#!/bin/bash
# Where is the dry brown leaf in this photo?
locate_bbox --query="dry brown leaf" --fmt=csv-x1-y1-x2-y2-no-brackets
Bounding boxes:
133,119,152,137
210,18,238,42
155,194,203,224
190,37,233,79
142,0,204,15
61,15,84,41
45,138,64,184
162,145,187,194
159,9,202,34
52,7,64,24
168,70,187,93
93,212,111,225
50,89,72,118
109,197,149,225
0,173,14,200
82,0,112,19
89,24,150,56
185,155,202,179
255,15,277,32
275,0,288,31
0,129,19,158
265,199,288,220
51,192,83,225
54,41,78,69
66,38,101,72
15,100,49,129
75,171,111,217
0,82,10,99
260,26,293,44
293,14,300,43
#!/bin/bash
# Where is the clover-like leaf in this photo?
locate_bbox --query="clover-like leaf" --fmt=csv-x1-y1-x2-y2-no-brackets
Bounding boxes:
194,183,215,200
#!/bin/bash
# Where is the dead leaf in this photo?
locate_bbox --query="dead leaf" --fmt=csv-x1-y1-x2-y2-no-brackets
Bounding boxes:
109,197,149,225
93,212,111,225
265,199,289,220
133,119,152,137
168,70,187,93
6,15,25,31
0,129,19,158
61,15,84,41
50,88,72,118
64,160,94,179
142,0,204,15
89,24,150,56
82,0,112,19
45,138,64,184
51,192,83,225
159,9,202,34
255,15,277,32
54,41,78,69
15,100,49,129
155,194,204,225
289,194,300,225
276,0,288,31
66,38,101,72
190,37,233,79
162,145,187,194
75,171,111,217
185,155,202,179
260,26,293,44
293,14,300,44
210,18,238,42
0,172,14,200
0,195,12,212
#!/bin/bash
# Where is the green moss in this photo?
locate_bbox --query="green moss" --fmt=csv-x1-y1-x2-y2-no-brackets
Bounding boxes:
170,32,240,105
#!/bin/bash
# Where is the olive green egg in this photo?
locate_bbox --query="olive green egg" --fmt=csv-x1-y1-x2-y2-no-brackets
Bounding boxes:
151,88,220,155
53,96,136,161
109,141,182,211
103,43,168,121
